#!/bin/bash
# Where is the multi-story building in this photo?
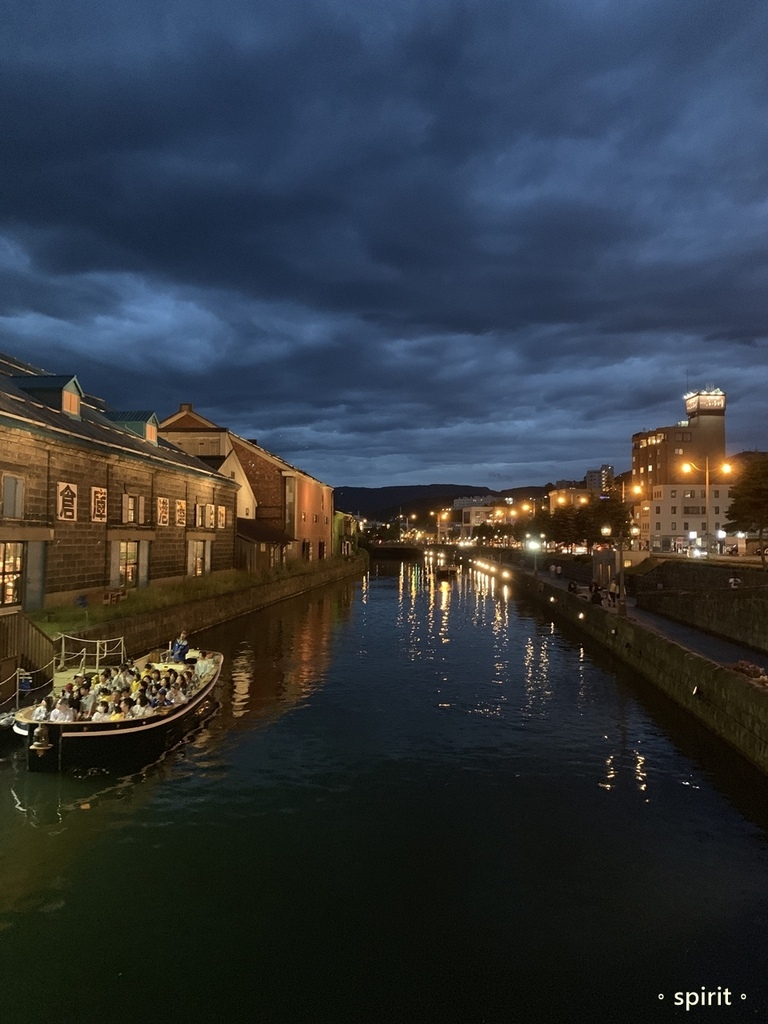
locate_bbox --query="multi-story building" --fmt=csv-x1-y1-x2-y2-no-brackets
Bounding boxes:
585,464,614,493
548,488,591,513
452,495,495,510
0,352,238,611
631,388,732,552
159,405,333,568
459,505,494,539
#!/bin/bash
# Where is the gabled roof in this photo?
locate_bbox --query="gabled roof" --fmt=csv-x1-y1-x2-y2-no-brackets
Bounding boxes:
105,410,159,424
0,351,236,486
160,404,333,490
158,404,223,430
11,374,84,395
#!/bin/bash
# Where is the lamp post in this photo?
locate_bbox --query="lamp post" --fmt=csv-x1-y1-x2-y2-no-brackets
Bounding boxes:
525,533,545,574
601,523,640,615
682,458,731,555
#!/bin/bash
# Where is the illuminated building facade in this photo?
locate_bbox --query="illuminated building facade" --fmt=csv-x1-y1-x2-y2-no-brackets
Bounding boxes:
631,389,732,552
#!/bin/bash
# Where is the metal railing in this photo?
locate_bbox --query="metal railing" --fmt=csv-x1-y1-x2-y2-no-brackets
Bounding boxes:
56,634,126,674
0,664,55,715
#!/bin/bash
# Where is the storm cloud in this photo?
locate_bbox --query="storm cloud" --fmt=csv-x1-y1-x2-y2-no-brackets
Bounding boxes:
2,0,768,486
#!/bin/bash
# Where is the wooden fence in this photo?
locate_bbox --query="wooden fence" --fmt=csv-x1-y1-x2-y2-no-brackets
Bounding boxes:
0,611,56,707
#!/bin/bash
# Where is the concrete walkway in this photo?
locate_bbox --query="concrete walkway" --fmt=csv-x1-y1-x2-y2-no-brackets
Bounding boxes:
536,569,768,674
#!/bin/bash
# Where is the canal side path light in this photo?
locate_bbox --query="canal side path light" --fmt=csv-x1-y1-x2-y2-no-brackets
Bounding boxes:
525,533,545,574
682,458,732,554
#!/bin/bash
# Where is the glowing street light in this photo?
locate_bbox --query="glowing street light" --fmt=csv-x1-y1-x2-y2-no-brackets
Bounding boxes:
681,458,732,554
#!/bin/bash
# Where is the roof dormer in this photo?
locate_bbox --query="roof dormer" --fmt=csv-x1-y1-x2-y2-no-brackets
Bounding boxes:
10,374,84,419
104,410,160,445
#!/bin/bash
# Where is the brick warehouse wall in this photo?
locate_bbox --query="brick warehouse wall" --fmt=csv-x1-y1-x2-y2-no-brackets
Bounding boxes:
1,423,237,604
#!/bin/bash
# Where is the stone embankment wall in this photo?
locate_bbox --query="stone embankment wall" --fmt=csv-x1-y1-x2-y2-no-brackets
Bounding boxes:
636,586,768,656
75,557,366,658
511,568,768,775
631,559,768,655
632,559,768,595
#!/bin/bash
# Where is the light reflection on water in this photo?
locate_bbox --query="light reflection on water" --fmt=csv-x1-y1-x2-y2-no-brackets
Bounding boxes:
1,561,768,1022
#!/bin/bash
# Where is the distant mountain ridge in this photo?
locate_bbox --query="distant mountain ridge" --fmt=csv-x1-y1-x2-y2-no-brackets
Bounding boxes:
335,483,547,519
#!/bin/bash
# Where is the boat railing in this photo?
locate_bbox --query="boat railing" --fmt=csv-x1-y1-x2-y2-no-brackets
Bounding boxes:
56,634,127,673
0,664,55,714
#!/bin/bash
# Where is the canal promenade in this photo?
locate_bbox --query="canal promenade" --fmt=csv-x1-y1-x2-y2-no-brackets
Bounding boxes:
536,568,768,673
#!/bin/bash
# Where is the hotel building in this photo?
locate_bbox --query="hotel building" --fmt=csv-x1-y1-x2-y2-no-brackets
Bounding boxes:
631,389,732,553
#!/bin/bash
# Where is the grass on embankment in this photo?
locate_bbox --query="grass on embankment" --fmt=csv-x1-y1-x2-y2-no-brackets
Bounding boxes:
28,558,357,638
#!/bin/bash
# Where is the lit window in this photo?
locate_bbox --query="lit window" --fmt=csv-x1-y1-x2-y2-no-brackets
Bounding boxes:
0,541,22,605
119,541,138,588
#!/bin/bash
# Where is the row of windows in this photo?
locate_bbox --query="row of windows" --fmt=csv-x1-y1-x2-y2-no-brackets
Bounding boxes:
655,523,721,533
646,489,729,501
653,506,723,516
299,512,330,525
1,475,228,528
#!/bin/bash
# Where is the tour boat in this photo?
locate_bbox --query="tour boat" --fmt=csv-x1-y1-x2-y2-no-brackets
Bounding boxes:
13,649,223,773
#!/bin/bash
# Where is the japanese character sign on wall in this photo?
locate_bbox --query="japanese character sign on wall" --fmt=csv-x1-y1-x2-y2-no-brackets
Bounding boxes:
90,486,107,523
217,505,226,529
175,499,187,527
57,482,78,521
157,496,170,527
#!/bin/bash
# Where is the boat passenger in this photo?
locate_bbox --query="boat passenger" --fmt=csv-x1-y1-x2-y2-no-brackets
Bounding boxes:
132,695,153,718
91,701,111,722
78,684,96,719
170,631,190,663
167,683,186,705
50,699,75,723
151,688,170,708
32,697,52,721
195,652,215,679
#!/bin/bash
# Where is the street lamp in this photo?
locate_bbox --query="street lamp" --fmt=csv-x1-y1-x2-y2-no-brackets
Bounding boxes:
682,459,732,554
601,523,639,615
525,533,545,574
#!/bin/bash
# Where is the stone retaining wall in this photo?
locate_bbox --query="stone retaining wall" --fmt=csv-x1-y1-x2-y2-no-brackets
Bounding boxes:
74,557,366,657
511,568,768,774
636,585,768,656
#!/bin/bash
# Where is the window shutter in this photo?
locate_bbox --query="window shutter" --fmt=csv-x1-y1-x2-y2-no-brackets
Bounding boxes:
122,494,130,523
138,496,146,524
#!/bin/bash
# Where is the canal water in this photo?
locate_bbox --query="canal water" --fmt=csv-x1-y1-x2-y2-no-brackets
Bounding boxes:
1,560,767,1023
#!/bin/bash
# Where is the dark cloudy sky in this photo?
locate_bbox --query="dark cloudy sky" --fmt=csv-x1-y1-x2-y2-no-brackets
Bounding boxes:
3,0,768,488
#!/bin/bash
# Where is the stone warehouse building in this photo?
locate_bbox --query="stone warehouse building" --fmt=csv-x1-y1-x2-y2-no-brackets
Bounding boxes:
158,405,334,572
0,352,238,611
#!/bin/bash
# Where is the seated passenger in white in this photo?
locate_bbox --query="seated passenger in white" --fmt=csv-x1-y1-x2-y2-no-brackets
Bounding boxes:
32,699,50,721
90,701,111,722
50,700,75,723
194,653,215,679
167,683,186,705
131,696,153,718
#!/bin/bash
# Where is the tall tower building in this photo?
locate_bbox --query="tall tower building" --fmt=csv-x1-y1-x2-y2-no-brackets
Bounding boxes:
631,388,731,552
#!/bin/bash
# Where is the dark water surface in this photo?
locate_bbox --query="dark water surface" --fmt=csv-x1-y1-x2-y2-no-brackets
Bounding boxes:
2,561,768,1023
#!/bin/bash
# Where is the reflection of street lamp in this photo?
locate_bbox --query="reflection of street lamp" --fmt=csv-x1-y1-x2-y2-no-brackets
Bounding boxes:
682,459,731,553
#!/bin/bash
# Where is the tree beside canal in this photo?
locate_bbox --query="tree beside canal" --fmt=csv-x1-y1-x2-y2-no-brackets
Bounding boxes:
726,454,768,570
